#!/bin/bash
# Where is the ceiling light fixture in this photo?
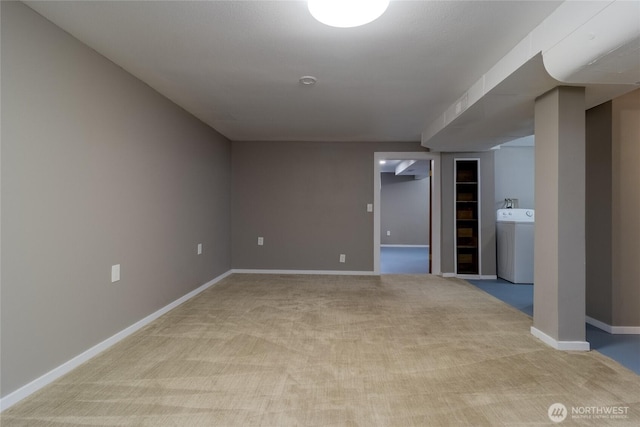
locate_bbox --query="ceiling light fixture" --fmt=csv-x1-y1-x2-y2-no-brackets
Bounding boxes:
379,160,387,164
299,75,317,86
308,0,390,28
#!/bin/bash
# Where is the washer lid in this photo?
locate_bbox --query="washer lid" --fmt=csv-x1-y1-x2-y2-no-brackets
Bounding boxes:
496,208,535,222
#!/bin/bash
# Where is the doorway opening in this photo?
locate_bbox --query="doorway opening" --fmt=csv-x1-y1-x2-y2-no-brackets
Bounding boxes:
373,152,441,275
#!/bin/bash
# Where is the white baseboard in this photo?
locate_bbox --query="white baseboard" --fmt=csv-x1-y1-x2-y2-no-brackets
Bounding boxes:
586,316,640,335
231,269,376,276
441,273,497,280
458,274,497,280
380,245,429,248
530,326,590,351
0,269,233,412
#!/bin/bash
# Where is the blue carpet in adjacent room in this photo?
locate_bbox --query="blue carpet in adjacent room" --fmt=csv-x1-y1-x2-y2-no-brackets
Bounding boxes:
468,278,640,375
468,278,534,316
380,246,429,274
586,324,640,374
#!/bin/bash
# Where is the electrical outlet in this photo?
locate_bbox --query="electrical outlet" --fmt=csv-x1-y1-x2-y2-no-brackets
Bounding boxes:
197,243,203,255
111,264,120,283
339,254,346,263
367,203,373,212
258,237,264,246
387,230,391,236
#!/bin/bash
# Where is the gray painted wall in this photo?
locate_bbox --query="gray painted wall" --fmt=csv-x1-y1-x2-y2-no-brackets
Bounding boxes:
611,90,640,327
494,146,535,210
380,174,430,245
231,141,426,271
585,90,640,328
1,2,231,397
586,101,613,324
441,152,496,276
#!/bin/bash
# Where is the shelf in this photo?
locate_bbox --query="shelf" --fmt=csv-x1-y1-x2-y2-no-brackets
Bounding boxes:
455,159,480,275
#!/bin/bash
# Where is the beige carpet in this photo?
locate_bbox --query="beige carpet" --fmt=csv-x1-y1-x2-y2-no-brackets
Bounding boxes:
2,274,639,426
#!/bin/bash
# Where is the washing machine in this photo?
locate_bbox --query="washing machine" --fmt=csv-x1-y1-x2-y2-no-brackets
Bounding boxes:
496,208,534,284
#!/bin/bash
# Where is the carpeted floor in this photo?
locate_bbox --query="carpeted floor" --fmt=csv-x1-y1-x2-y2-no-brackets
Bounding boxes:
2,274,639,426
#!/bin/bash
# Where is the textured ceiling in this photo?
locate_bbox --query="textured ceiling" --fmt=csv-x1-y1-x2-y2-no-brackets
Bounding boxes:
25,0,563,143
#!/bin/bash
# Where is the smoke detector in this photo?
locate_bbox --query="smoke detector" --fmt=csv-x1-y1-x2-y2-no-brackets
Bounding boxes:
299,76,317,86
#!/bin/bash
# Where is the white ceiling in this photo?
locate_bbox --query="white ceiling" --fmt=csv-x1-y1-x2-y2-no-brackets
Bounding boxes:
24,0,565,144
380,159,431,179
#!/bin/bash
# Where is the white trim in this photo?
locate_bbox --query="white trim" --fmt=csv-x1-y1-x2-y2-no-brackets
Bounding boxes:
530,326,590,351
380,244,429,248
441,273,497,280
231,269,376,276
586,316,640,335
610,326,640,335
374,152,441,276
0,270,233,412
457,274,498,280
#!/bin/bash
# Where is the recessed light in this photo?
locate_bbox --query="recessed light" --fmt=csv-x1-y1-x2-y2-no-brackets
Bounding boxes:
379,160,387,164
299,76,317,86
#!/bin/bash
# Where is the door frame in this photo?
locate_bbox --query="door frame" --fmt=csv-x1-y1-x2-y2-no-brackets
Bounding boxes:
374,152,441,275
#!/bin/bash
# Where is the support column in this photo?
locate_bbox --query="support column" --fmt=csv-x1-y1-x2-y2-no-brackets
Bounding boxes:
531,86,590,351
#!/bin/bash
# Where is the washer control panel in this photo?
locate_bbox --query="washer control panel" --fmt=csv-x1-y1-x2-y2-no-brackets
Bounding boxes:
496,209,535,222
